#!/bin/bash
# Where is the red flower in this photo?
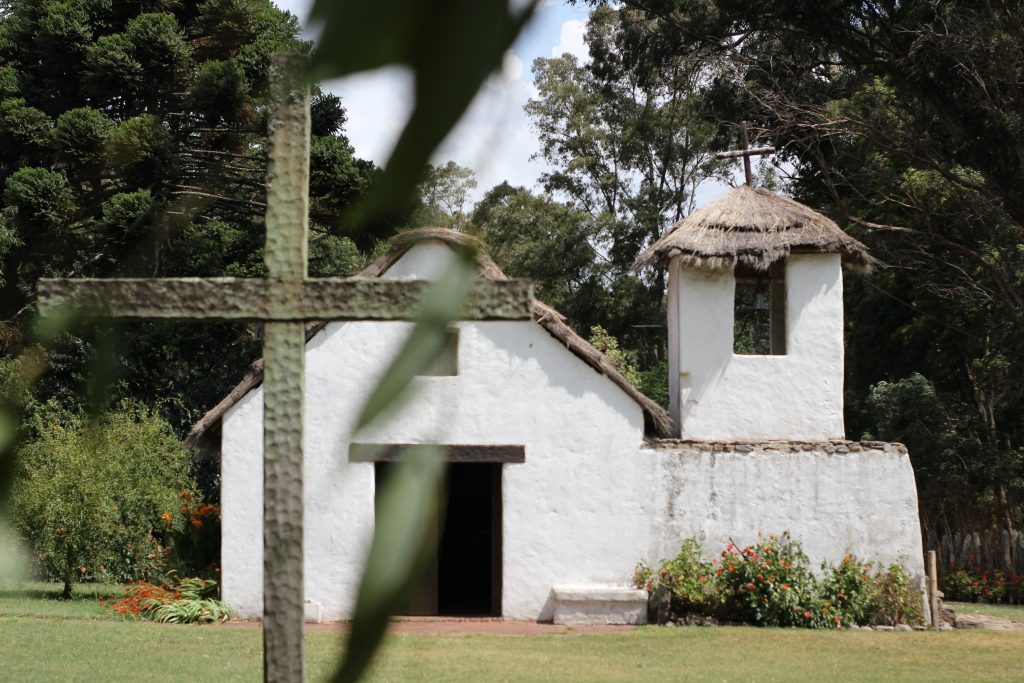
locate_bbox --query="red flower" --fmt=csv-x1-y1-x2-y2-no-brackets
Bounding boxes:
803,610,811,618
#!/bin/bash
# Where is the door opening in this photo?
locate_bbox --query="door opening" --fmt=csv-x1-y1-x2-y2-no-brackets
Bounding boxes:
374,461,502,616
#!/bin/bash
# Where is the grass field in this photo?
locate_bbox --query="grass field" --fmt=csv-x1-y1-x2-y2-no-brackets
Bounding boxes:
947,601,1024,622
2,582,1024,682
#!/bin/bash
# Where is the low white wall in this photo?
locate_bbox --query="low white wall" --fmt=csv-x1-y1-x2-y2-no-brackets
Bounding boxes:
669,254,846,440
644,441,925,577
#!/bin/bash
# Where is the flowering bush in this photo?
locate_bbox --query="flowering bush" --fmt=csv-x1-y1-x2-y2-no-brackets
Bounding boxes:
165,491,221,579
104,580,180,619
717,533,820,627
941,559,1024,604
635,533,924,629
818,554,873,627
634,539,721,615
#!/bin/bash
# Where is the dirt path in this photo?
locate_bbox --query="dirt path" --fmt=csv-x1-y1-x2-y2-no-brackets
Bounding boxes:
219,616,639,635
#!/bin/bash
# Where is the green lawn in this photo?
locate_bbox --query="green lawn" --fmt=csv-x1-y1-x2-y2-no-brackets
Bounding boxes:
2,583,1024,682
947,601,1024,622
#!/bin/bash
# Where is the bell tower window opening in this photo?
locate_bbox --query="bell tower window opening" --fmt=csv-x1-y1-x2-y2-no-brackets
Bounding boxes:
733,261,786,355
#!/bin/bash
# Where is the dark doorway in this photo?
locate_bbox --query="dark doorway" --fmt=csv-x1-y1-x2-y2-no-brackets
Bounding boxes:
374,462,502,616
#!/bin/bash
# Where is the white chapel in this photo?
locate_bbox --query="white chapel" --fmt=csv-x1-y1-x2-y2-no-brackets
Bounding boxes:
188,187,924,624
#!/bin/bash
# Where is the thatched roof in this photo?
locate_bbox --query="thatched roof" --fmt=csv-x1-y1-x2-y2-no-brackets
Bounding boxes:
185,228,671,453
632,185,871,272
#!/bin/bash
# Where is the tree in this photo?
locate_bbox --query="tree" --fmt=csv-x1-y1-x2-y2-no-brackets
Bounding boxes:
0,0,387,435
611,0,1024,531
9,402,194,598
527,5,726,271
410,160,478,230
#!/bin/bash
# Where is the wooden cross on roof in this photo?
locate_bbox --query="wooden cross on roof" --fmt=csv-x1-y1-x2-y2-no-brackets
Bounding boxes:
715,120,775,186
36,54,532,683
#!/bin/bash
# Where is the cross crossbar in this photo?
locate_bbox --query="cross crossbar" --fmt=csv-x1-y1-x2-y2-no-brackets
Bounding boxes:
37,277,533,321
714,120,775,186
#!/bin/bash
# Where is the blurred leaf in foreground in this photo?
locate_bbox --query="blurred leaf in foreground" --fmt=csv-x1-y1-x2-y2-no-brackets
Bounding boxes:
307,0,540,228
333,444,445,683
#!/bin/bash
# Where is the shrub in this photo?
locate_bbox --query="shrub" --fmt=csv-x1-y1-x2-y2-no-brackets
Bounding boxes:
941,559,1023,604
8,402,194,598
636,534,924,629
717,533,819,627
867,563,924,626
634,539,720,616
818,555,873,628
165,491,221,579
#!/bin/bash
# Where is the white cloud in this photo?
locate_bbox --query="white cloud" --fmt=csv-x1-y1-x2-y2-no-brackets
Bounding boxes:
434,51,545,198
552,19,588,61
322,67,414,166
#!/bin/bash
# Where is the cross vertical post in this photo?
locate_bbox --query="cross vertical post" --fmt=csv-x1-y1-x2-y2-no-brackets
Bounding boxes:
262,54,309,682
715,120,776,186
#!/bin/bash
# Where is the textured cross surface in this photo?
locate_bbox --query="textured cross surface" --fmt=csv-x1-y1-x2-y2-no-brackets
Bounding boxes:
36,54,533,683
714,120,776,186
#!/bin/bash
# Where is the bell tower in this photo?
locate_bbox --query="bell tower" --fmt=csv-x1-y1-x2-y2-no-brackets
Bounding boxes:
635,184,869,441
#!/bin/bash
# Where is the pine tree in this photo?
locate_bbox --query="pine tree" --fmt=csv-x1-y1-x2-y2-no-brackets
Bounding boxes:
0,0,388,432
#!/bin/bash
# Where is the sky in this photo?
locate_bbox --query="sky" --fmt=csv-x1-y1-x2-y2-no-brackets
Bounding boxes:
274,0,731,206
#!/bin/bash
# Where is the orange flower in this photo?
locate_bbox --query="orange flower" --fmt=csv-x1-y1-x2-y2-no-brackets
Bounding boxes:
747,582,755,590
190,517,203,530
782,583,789,590
179,491,193,502
160,512,173,527
803,610,811,619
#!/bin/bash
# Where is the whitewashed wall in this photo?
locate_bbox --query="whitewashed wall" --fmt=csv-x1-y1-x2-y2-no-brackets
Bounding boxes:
222,242,653,621
644,443,925,576
668,254,846,441
220,241,924,622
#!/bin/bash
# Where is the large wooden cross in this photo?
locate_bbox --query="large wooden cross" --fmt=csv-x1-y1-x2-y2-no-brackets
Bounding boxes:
35,54,532,683
714,120,775,186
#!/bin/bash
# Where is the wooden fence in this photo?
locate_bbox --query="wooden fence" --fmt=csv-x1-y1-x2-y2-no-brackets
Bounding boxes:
924,528,1024,577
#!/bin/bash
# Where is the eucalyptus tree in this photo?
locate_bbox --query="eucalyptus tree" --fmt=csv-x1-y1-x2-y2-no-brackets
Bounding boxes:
525,5,726,369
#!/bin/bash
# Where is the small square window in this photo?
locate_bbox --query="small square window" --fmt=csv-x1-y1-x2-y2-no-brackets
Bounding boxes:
734,261,786,355
419,328,459,376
